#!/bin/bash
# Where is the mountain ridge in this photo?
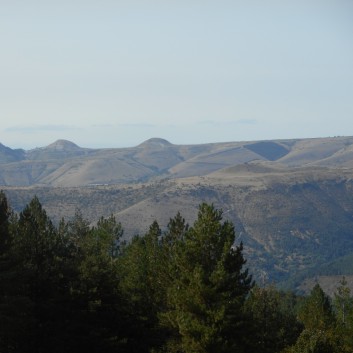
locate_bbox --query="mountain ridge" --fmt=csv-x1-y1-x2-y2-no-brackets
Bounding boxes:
1,136,352,187
2,135,353,290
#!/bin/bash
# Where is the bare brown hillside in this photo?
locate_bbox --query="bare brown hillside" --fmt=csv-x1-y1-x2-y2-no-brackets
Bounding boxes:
1,136,353,186
2,136,353,288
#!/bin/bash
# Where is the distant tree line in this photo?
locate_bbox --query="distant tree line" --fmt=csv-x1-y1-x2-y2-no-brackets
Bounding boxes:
1,191,353,352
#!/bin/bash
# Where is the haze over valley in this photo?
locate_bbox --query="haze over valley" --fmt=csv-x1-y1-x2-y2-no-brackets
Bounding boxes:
2,135,353,291
2,2,353,350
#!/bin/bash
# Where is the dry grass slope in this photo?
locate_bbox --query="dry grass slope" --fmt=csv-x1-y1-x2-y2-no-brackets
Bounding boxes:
2,136,353,290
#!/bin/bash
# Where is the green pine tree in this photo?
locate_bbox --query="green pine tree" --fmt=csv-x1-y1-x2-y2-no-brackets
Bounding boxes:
285,284,343,353
298,284,335,331
119,221,166,352
245,285,302,353
13,196,64,352
333,277,353,352
163,203,253,353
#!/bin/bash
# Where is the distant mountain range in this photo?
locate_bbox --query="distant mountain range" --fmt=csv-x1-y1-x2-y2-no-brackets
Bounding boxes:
1,136,353,186
2,136,353,292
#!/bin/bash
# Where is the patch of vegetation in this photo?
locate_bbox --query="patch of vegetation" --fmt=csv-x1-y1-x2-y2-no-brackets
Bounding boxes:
2,192,353,353
244,141,289,160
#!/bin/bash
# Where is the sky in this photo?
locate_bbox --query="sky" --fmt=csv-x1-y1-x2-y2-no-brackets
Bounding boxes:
1,1,353,149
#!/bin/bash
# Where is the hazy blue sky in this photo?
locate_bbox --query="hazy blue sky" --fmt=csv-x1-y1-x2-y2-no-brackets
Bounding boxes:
1,1,353,149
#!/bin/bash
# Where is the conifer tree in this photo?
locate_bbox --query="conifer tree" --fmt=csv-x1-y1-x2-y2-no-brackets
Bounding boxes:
159,212,190,351
333,277,353,351
298,283,335,331
285,284,342,353
0,191,20,352
70,214,126,352
245,285,302,353
0,191,11,255
164,203,253,353
118,221,165,352
13,196,64,352
334,277,353,327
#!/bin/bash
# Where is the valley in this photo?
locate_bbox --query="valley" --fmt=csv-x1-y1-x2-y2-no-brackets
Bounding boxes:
2,136,353,291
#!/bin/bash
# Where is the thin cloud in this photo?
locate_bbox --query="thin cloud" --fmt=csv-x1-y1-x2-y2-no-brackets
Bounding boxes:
197,119,258,127
91,123,115,128
5,124,80,133
118,123,156,128
236,119,257,125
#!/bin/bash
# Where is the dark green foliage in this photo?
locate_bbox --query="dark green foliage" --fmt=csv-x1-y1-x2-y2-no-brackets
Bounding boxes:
3,193,353,353
69,215,127,352
162,204,253,353
283,329,341,353
13,196,74,352
118,221,168,352
333,277,353,351
0,196,130,353
285,284,346,353
0,191,21,353
297,284,335,331
0,191,12,254
334,277,353,327
245,285,302,353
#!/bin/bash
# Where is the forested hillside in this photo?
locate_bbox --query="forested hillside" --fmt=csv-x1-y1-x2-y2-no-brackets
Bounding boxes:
1,192,353,352
2,136,353,300
3,166,353,288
